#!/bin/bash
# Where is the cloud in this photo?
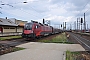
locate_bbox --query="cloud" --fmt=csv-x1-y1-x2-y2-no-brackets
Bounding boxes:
1,0,90,29
70,0,90,7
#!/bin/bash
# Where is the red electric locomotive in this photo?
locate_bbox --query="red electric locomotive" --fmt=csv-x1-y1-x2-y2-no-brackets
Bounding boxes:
22,21,52,38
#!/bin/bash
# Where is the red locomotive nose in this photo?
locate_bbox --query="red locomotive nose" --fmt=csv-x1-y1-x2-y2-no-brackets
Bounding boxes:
24,30,33,34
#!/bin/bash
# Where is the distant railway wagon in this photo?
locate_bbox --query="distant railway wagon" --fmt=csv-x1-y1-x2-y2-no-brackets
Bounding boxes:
52,28,61,34
22,21,62,38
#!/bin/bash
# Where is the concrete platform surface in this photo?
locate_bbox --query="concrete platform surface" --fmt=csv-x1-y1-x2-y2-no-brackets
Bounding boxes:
0,42,85,60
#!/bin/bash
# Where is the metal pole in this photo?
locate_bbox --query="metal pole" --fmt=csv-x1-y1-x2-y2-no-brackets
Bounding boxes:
74,21,76,30
77,18,78,31
63,22,64,31
79,19,80,31
65,22,66,31
84,13,86,32
70,24,71,30
59,24,60,29
81,23,82,32
87,24,88,30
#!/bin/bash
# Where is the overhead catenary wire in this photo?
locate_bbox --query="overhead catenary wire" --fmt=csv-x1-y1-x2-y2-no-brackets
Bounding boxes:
0,1,3,13
0,12,2,14
69,0,90,21
77,0,90,16
0,1,43,19
85,6,90,13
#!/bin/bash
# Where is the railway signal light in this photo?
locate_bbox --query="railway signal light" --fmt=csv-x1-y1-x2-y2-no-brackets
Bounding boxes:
23,2,27,3
81,18,83,23
81,18,83,32
61,24,62,27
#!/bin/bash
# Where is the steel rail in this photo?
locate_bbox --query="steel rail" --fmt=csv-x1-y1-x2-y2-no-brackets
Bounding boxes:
69,32,90,50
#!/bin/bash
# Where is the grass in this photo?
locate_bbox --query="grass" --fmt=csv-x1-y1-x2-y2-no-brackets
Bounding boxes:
38,33,72,44
66,50,80,60
2,47,25,55
13,47,25,52
51,33,67,43
0,36,22,40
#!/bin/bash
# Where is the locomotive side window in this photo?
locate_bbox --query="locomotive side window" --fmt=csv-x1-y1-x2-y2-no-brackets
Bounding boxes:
35,25,39,29
35,26,38,29
24,23,32,30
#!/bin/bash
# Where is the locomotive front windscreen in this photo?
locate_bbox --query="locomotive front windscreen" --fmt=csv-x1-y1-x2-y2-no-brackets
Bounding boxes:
24,23,33,30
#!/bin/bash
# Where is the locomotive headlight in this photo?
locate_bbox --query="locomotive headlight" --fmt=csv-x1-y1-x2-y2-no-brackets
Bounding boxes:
31,31,33,33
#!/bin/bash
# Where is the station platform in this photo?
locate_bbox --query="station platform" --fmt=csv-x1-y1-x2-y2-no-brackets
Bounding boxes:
0,32,22,36
0,42,85,60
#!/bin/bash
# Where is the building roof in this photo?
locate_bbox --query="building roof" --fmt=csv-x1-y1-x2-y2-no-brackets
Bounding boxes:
0,18,18,26
8,18,27,27
15,20,27,26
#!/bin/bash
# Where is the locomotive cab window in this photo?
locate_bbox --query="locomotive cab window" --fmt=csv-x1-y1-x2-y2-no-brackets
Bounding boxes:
35,25,39,29
24,23,32,30
35,26,38,29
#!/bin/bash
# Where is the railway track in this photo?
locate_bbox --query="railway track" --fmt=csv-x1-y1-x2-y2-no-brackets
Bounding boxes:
68,32,90,51
0,38,28,46
0,38,29,55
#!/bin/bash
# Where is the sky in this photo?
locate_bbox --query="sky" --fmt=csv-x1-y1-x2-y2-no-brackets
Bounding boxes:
0,0,90,30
